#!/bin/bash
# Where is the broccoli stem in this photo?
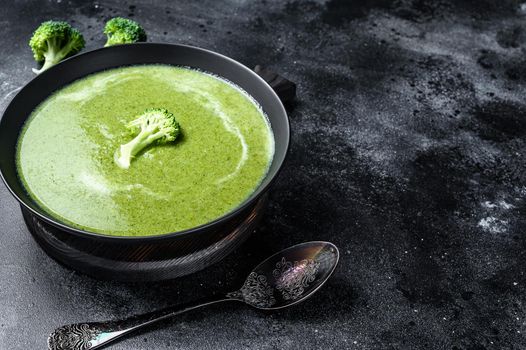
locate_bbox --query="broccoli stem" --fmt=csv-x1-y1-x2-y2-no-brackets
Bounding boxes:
31,38,75,74
115,129,165,169
31,58,56,74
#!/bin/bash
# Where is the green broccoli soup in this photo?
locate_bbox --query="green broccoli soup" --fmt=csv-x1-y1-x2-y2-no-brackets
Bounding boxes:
16,65,274,236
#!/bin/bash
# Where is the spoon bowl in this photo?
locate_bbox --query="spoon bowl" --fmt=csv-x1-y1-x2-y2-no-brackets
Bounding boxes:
227,241,339,309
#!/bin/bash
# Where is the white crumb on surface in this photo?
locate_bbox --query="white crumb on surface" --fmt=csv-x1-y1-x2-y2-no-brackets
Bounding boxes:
481,201,515,210
478,217,509,234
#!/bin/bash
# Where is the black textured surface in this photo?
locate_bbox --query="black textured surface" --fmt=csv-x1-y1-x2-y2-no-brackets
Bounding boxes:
1,0,526,349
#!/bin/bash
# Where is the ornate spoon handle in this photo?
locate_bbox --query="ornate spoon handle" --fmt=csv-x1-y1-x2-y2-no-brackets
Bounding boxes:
47,296,232,350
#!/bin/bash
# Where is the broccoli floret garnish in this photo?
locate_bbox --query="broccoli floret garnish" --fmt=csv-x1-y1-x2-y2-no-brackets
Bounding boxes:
103,17,146,47
114,108,180,169
29,20,85,75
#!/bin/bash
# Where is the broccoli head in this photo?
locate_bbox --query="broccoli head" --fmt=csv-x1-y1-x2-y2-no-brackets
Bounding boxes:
104,17,146,47
29,20,85,75
114,108,180,169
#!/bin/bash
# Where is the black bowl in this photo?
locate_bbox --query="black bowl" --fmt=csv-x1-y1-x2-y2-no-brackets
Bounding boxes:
0,43,290,281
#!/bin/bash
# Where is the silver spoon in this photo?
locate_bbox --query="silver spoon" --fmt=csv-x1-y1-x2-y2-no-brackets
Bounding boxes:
47,241,339,350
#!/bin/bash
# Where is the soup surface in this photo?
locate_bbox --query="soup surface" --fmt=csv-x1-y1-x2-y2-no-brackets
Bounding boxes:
17,65,274,236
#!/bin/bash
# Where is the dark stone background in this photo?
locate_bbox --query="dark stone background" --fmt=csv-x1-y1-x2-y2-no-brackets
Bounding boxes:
1,0,526,349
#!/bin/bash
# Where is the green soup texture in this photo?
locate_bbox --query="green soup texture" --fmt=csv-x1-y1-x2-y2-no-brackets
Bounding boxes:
17,65,274,236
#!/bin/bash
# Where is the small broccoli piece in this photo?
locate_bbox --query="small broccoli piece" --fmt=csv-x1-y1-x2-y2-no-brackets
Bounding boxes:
29,20,85,75
114,108,180,169
103,17,146,47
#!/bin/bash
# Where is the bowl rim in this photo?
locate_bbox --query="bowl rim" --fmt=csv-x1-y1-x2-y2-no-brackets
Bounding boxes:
0,42,290,242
